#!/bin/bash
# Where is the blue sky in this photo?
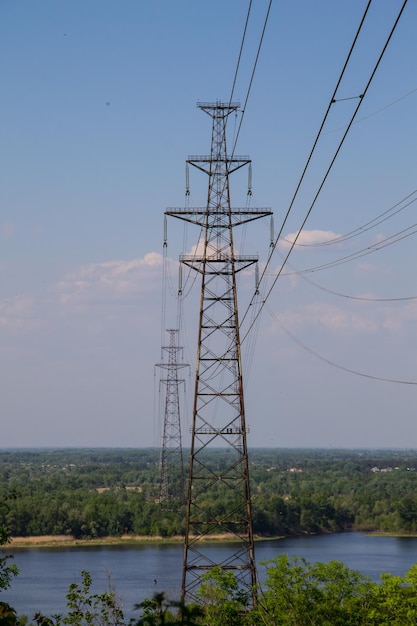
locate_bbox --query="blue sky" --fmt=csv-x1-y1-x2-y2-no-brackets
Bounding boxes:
1,0,416,448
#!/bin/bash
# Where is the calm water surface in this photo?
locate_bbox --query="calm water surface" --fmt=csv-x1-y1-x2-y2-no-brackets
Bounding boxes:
4,533,417,619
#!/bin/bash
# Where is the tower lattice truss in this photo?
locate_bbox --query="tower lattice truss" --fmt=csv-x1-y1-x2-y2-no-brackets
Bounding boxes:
166,101,272,605
156,329,188,504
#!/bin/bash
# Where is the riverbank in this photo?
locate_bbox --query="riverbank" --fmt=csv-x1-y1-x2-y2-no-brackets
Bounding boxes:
8,533,272,549
7,533,289,549
7,534,184,548
6,530,417,549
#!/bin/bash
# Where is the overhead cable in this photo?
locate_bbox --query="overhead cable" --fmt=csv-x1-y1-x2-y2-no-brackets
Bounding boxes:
266,304,417,385
240,0,374,336
228,0,253,107
284,189,417,248
269,0,373,251
241,0,409,343
325,86,417,136
275,251,417,302
283,222,417,275
231,0,273,157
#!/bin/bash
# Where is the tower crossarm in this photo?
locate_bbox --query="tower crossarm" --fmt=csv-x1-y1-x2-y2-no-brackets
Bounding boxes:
187,156,250,175
166,207,272,228
155,363,189,370
180,255,258,275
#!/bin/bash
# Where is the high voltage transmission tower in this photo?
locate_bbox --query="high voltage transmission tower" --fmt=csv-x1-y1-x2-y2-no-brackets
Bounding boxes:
166,101,272,606
155,329,188,505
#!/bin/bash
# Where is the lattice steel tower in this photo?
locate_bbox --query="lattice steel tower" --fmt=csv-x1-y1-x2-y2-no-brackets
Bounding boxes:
166,101,272,606
156,329,188,505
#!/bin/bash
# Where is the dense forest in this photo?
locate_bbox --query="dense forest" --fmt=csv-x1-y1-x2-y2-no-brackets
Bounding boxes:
1,447,417,539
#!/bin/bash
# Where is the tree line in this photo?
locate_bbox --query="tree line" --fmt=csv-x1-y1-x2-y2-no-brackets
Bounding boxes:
2,448,417,624
1,448,417,539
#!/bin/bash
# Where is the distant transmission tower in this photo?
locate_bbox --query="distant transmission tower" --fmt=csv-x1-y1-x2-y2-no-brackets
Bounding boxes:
156,329,188,505
166,101,272,606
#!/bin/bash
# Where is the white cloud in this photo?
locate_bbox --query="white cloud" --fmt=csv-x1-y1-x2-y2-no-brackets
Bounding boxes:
187,238,237,258
0,252,168,337
355,262,381,274
0,295,36,329
0,222,14,239
31,225,44,238
282,229,341,247
301,302,379,333
277,299,417,337
57,253,164,306
381,301,417,333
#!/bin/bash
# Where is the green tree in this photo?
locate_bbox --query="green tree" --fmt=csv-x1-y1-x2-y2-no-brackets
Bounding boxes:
398,497,417,531
368,564,417,625
0,601,18,626
63,570,124,626
0,498,19,626
197,567,250,626
132,593,203,626
254,555,376,626
133,592,171,626
0,524,19,592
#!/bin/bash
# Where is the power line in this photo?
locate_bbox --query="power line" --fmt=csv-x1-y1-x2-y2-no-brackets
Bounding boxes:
241,0,410,343
266,304,417,386
231,0,273,157
324,86,417,136
240,0,375,334
228,0,253,107
284,190,417,248
281,256,417,302
270,0,373,252
283,222,417,275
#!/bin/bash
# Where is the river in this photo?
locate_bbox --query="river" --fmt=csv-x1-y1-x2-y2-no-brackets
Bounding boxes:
4,533,417,619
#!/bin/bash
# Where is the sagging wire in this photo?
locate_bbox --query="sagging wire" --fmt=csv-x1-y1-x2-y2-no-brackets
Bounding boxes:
284,189,417,248
240,0,410,345
274,248,417,302
266,303,417,385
